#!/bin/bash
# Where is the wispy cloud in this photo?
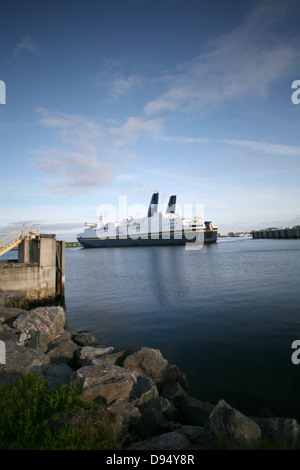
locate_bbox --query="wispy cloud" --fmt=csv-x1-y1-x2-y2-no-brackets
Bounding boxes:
144,0,298,116
152,134,300,158
96,72,145,99
32,149,115,196
221,139,300,156
32,109,163,195
154,135,212,144
12,36,39,62
4,35,39,68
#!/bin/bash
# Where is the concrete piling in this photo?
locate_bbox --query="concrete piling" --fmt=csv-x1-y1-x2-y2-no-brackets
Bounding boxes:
0,234,65,304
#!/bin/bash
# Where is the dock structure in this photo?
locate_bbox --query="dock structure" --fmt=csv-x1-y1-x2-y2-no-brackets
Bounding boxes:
252,225,300,239
0,227,65,304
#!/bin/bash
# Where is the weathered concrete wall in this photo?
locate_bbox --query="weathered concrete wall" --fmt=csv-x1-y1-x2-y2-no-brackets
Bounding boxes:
0,264,56,302
0,234,65,304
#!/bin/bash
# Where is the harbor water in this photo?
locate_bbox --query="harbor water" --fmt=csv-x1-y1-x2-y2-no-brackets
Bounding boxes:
1,237,296,420
64,237,300,420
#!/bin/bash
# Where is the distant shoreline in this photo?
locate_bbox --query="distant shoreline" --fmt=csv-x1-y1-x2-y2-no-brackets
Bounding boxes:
65,242,81,247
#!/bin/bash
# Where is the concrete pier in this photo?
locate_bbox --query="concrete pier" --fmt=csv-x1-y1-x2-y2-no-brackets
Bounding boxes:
0,234,65,304
252,225,300,239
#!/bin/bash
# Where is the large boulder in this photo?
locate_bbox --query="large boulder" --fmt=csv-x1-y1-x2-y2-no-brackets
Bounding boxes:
46,330,79,364
161,365,189,391
42,363,74,390
69,362,158,406
12,306,66,341
134,396,176,438
121,347,188,390
254,417,300,449
122,347,169,385
0,339,50,385
205,400,262,449
0,290,28,309
0,307,28,323
72,332,99,347
108,399,141,443
176,396,214,425
72,345,115,368
161,382,188,402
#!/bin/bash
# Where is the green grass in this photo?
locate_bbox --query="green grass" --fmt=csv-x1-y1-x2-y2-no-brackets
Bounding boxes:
0,372,117,450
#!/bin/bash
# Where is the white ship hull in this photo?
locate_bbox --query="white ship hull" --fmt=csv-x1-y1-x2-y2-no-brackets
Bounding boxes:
77,193,218,248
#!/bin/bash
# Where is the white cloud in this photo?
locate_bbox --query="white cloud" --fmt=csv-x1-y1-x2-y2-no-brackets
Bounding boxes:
109,116,162,138
144,0,298,116
31,149,115,195
221,139,300,156
13,36,38,58
32,109,163,195
154,135,212,144
98,73,145,99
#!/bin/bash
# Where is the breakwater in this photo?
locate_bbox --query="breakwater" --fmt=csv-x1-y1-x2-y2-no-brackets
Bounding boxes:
1,289,300,450
252,225,300,239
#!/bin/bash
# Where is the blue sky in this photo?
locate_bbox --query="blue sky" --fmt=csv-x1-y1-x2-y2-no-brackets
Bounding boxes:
1,0,300,240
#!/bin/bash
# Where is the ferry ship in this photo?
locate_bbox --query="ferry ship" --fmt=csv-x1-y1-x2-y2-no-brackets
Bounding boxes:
77,192,218,248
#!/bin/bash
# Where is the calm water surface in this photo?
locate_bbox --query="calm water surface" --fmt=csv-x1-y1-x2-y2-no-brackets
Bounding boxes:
65,238,300,419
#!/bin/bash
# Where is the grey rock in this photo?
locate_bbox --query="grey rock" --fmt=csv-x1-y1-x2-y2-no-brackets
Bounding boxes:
127,430,192,450
2,290,28,308
177,395,215,425
130,375,158,407
108,399,141,442
0,307,28,323
72,345,115,368
101,350,127,365
17,329,51,353
254,417,300,449
161,382,188,402
158,396,178,422
134,396,178,438
69,362,158,406
42,363,73,389
13,306,66,341
27,330,52,353
161,364,189,391
206,399,262,449
135,406,170,438
0,339,50,385
47,330,79,364
0,328,20,342
122,347,169,385
177,425,206,444
72,332,99,346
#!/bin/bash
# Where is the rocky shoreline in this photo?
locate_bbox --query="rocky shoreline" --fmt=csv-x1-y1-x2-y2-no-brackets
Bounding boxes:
1,289,300,450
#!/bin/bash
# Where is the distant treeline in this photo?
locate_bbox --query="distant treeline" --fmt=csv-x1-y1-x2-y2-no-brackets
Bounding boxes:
65,242,81,247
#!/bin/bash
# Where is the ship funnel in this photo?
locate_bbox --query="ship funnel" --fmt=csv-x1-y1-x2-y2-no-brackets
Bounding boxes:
147,192,159,217
166,195,176,214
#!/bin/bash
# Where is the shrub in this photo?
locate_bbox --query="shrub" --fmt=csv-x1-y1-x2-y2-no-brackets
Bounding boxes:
0,372,116,450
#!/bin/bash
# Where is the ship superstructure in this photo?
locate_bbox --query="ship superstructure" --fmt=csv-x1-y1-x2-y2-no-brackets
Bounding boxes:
77,193,218,248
